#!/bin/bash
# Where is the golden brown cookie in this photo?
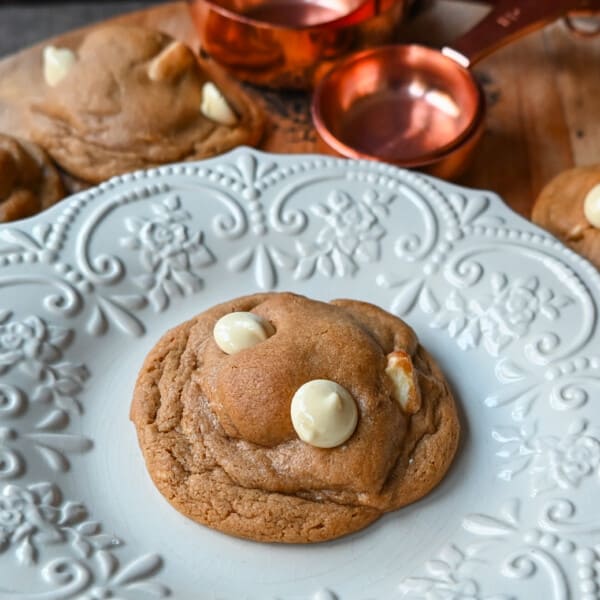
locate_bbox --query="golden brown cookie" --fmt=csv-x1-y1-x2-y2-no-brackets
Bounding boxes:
0,134,65,222
30,25,265,184
131,293,460,543
532,166,600,269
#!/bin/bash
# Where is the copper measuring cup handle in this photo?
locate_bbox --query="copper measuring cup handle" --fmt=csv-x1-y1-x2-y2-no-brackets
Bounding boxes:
441,0,597,68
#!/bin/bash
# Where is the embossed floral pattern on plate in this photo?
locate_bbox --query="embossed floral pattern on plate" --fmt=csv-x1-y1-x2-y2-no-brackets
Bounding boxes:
0,149,598,599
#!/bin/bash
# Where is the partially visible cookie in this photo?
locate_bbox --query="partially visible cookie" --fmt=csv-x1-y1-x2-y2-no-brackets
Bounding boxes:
131,292,460,543
532,166,600,269
0,134,65,222
30,25,265,183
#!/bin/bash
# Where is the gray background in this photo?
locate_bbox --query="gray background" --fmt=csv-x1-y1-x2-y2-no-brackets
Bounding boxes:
0,2,163,57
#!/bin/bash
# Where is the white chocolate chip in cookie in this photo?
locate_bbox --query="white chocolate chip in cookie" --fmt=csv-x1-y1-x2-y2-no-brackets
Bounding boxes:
291,380,358,448
201,82,238,126
583,183,600,228
213,311,274,355
148,41,195,82
386,351,421,414
43,46,76,87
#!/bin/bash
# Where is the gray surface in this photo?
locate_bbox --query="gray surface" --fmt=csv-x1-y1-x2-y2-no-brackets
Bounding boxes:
0,2,163,57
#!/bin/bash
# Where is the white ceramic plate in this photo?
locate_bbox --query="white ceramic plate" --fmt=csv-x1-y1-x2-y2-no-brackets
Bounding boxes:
0,148,598,600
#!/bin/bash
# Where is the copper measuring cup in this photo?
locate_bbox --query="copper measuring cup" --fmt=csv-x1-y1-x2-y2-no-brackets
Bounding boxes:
312,0,600,179
187,0,407,89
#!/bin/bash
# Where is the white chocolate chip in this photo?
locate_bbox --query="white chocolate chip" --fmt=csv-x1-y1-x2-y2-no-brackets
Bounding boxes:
583,183,600,228
148,41,195,82
213,311,273,355
43,46,76,87
290,380,358,448
201,82,238,126
385,351,421,414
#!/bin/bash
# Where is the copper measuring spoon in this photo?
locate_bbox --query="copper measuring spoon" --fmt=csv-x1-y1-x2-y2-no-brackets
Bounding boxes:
312,0,600,178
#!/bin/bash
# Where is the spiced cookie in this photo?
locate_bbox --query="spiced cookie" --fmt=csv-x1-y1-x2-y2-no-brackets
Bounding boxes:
30,25,265,183
131,293,460,543
0,134,64,222
532,166,600,270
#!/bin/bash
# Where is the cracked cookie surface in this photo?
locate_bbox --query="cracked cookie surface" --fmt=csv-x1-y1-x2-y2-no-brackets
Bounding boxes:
30,25,264,184
130,293,460,543
0,134,64,222
532,165,600,270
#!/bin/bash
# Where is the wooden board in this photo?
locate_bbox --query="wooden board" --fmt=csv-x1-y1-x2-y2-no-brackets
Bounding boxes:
0,0,599,216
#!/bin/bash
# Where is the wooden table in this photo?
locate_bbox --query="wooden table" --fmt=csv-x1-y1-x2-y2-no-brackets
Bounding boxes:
0,0,599,217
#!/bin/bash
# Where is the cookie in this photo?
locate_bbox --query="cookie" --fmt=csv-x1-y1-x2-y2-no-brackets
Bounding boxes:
0,134,64,222
30,25,265,184
532,165,600,269
131,293,460,543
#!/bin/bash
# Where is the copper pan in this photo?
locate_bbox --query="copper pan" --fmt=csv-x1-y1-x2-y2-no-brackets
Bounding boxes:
312,0,600,179
187,0,407,89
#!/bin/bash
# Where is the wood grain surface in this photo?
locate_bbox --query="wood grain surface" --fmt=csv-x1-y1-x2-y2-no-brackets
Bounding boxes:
0,0,599,216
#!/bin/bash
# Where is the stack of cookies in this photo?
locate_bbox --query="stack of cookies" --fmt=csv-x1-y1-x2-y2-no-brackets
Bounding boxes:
0,133,64,221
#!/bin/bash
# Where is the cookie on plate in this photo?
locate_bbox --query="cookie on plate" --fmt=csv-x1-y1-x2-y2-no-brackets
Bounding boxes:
131,293,460,543
30,25,265,183
532,165,600,269
0,134,64,222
